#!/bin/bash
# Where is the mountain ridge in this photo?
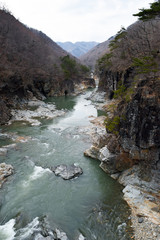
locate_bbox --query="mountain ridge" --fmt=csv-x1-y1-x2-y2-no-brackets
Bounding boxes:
79,36,113,70
57,41,99,58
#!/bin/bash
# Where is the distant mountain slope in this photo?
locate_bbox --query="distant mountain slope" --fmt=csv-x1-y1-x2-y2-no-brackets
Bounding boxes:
79,37,113,70
0,9,69,97
57,41,99,58
0,9,95,124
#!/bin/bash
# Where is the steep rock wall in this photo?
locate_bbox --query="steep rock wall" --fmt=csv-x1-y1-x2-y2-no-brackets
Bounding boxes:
96,17,160,176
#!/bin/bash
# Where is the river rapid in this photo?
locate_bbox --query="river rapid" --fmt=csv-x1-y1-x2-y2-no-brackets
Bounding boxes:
0,90,133,240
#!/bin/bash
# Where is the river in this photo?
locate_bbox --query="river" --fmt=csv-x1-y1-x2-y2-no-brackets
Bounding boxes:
0,90,133,240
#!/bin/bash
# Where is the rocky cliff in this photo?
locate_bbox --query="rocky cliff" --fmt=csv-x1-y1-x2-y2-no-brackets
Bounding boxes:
86,12,160,238
96,17,160,168
0,9,95,125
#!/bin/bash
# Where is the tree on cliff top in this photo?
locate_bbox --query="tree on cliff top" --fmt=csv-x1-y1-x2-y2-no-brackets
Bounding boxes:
133,1,160,21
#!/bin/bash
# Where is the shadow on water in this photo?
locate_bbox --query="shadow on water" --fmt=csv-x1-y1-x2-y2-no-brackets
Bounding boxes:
77,157,133,240
45,95,76,111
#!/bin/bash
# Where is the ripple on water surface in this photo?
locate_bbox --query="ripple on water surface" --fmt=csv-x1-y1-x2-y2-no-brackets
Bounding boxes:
0,91,133,240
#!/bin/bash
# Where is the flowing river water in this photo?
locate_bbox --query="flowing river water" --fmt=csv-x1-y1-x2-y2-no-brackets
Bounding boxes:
0,90,133,240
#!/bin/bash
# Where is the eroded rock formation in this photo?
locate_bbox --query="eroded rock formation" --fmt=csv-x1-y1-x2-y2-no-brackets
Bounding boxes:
95,16,160,174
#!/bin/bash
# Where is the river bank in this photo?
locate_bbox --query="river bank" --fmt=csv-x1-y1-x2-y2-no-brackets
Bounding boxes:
85,90,160,240
0,90,133,240
0,89,159,239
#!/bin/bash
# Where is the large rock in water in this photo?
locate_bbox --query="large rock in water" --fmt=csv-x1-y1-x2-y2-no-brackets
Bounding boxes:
0,163,14,188
51,164,83,180
35,229,69,240
14,215,69,240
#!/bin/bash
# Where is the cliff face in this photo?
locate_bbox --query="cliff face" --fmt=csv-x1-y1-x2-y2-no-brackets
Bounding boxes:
96,17,160,173
0,10,95,124
84,16,160,231
119,78,160,167
99,77,160,176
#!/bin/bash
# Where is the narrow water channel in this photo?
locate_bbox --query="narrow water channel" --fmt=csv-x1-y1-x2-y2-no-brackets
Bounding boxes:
0,91,133,240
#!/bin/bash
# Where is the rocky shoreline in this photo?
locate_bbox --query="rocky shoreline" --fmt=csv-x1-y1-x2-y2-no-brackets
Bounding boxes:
85,116,160,239
0,90,159,239
8,99,66,126
84,91,160,240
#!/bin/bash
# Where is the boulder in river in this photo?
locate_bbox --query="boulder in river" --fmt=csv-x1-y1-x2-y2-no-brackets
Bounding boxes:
51,164,83,180
0,163,14,188
35,229,69,240
53,228,69,240
13,215,69,240
77,233,86,240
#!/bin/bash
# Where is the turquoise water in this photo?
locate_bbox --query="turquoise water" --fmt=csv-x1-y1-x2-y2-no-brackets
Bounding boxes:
0,91,133,239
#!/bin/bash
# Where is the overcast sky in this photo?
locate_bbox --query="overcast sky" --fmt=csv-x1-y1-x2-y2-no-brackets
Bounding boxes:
0,0,152,43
